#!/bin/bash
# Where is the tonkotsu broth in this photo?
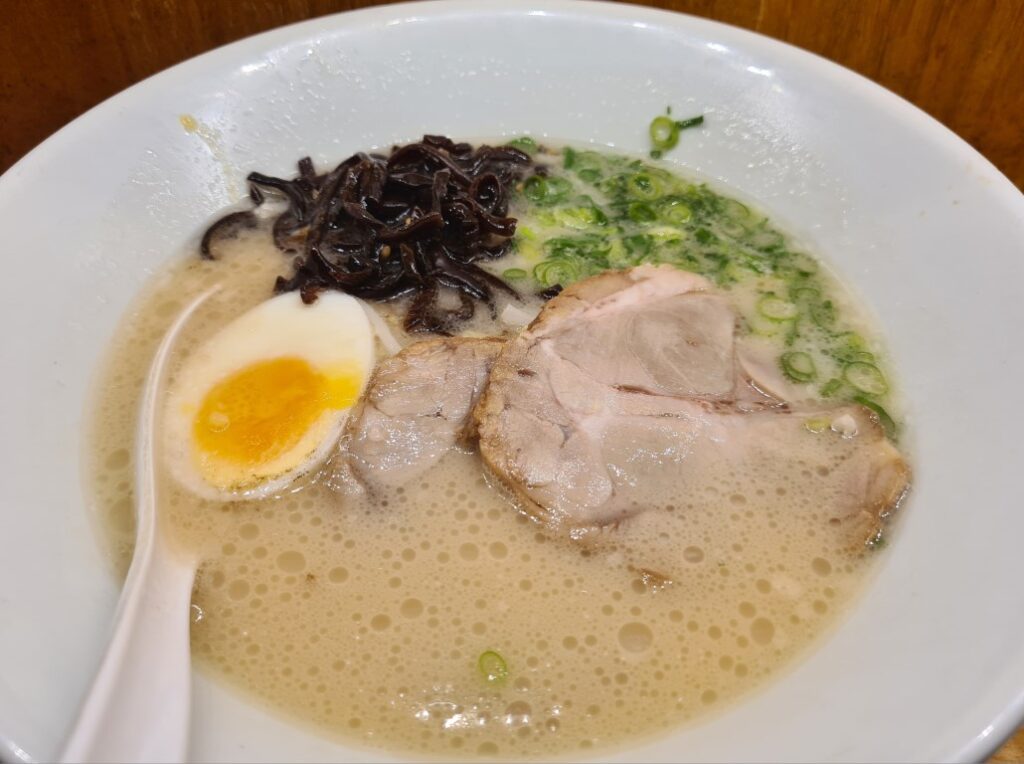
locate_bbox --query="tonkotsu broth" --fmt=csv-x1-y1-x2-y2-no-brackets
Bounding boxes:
87,162,897,758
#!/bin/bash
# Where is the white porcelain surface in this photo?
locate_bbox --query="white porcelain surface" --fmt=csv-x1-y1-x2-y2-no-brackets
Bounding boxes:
1,2,1023,761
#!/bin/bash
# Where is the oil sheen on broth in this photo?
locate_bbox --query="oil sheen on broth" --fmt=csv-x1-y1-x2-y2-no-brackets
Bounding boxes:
87,148,902,759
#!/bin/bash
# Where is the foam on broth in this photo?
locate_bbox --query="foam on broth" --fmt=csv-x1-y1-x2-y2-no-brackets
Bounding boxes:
87,208,893,759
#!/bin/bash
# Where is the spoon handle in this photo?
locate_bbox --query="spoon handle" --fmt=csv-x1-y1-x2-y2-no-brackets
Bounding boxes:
61,287,218,763
59,545,196,763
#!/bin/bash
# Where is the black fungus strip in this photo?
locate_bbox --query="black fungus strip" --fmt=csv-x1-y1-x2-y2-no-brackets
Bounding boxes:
200,137,532,334
200,210,258,260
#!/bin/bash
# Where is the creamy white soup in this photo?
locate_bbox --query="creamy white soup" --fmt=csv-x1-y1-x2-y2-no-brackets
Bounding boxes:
86,138,908,759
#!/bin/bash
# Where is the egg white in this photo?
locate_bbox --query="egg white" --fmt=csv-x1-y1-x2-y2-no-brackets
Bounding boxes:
163,291,374,500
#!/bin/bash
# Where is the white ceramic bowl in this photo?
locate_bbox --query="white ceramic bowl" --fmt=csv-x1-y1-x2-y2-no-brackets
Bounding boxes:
2,2,1023,761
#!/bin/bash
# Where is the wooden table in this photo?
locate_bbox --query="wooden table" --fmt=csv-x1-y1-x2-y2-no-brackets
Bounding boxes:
1,0,1022,758
993,732,1024,764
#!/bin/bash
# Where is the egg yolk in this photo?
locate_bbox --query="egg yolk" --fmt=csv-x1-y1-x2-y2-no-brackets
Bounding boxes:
193,357,361,467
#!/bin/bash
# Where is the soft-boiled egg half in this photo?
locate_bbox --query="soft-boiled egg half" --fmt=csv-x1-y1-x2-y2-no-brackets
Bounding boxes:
164,291,374,499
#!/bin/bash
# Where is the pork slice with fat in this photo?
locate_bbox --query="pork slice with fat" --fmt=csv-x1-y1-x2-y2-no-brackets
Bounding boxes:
474,264,909,563
341,337,503,491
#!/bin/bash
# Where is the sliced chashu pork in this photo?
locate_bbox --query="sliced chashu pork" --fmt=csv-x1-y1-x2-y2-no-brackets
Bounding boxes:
342,336,503,491
474,264,909,551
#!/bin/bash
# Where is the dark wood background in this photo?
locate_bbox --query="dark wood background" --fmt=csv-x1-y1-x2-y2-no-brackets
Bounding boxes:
1,0,1022,759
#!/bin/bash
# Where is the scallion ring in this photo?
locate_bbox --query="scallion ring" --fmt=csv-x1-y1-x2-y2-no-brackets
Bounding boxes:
843,362,889,396
649,116,679,152
758,295,799,322
478,650,509,683
781,351,817,383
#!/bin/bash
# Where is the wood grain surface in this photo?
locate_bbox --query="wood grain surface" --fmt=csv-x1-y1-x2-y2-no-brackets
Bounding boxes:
992,729,1024,764
2,0,1022,758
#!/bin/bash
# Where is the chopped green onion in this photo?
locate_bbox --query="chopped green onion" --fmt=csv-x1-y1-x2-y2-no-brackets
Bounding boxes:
781,351,817,383
523,175,546,202
627,202,658,223
694,228,714,244
626,172,662,200
606,237,635,269
804,416,831,433
553,205,607,229
791,286,821,304
648,114,703,157
512,226,542,262
790,254,818,275
502,268,527,280
659,199,693,224
843,362,889,395
810,300,836,328
733,251,771,275
622,234,654,256
749,226,785,251
533,259,581,287
721,198,751,221
853,395,897,439
835,331,866,350
829,331,869,363
649,116,679,152
478,650,509,683
523,175,572,206
850,351,876,363
747,315,783,337
544,234,612,263
563,148,604,181
717,219,748,239
505,136,538,154
783,318,801,347
758,295,799,322
675,115,704,131
715,199,752,237
535,210,558,227
820,378,844,398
